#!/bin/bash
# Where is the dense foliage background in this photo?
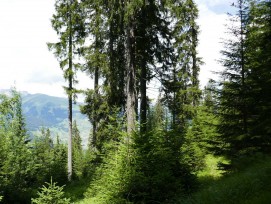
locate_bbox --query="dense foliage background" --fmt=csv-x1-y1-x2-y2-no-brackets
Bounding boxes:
0,0,270,203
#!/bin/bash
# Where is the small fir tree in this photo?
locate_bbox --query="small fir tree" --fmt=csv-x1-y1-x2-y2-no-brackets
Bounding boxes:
72,120,85,179
31,178,70,204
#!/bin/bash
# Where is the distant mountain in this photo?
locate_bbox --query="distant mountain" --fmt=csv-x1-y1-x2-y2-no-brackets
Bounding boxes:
21,92,91,147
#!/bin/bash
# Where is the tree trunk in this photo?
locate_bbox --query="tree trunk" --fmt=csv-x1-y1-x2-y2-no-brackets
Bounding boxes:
140,61,147,133
126,19,136,135
67,0,73,181
92,62,99,148
192,24,198,107
240,1,248,134
172,66,176,128
68,90,73,181
140,1,147,133
92,16,100,148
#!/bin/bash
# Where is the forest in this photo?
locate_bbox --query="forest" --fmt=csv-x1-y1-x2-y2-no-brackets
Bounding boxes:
0,0,271,203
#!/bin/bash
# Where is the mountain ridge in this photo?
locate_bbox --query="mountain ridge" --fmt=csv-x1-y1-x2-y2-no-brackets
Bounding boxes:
0,90,91,147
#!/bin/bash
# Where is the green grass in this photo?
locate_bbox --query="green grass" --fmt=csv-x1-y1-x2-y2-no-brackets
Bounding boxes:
197,154,228,180
71,155,271,204
64,178,92,203
179,155,271,204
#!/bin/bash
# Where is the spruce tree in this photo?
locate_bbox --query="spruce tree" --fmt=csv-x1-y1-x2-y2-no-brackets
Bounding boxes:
80,0,108,148
52,135,68,185
181,81,221,172
245,0,271,151
161,0,201,131
33,128,54,183
81,0,127,152
81,1,202,202
217,0,251,158
135,0,172,133
72,120,84,179
0,90,35,202
32,178,70,204
48,0,85,180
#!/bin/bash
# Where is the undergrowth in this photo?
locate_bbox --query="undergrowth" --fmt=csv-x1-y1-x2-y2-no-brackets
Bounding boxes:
179,155,271,204
64,178,92,203
73,154,271,204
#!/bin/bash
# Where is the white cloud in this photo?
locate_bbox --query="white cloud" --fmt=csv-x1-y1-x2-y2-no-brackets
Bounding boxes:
195,0,231,8
0,0,92,99
0,0,229,99
0,1,57,93
195,0,228,88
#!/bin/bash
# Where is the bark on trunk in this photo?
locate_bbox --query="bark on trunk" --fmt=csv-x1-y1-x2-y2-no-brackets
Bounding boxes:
140,61,147,133
240,2,248,134
67,0,73,181
126,19,136,135
92,64,99,147
140,1,147,133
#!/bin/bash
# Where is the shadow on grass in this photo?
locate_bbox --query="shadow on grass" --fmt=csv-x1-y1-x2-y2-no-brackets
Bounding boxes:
64,178,92,203
178,155,271,204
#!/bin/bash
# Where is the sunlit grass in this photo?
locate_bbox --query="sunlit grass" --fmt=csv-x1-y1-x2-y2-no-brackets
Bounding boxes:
64,179,91,203
197,154,228,180
180,155,271,204
72,155,271,204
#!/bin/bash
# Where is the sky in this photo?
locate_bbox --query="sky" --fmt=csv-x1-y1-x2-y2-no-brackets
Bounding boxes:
0,0,233,99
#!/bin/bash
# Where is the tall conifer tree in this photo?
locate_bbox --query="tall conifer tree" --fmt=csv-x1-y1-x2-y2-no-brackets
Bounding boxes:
48,0,85,180
81,0,110,149
162,0,201,131
218,0,251,157
245,0,271,151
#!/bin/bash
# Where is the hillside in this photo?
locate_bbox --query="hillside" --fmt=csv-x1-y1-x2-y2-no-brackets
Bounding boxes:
179,155,271,204
68,155,271,203
21,92,91,146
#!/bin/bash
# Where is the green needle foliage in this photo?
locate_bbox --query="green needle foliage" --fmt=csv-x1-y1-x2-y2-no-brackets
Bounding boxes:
0,90,36,203
2,0,271,203
83,100,196,204
245,0,271,150
48,0,86,180
72,120,85,180
217,0,271,161
32,178,70,204
217,0,251,159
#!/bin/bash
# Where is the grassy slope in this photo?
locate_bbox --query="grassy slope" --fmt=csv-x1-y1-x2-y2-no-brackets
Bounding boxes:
70,155,271,204
64,179,92,203
180,155,271,204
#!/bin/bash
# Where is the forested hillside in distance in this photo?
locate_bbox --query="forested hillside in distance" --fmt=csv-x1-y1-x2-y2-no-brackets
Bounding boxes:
22,92,90,145
0,89,91,145
0,0,271,203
